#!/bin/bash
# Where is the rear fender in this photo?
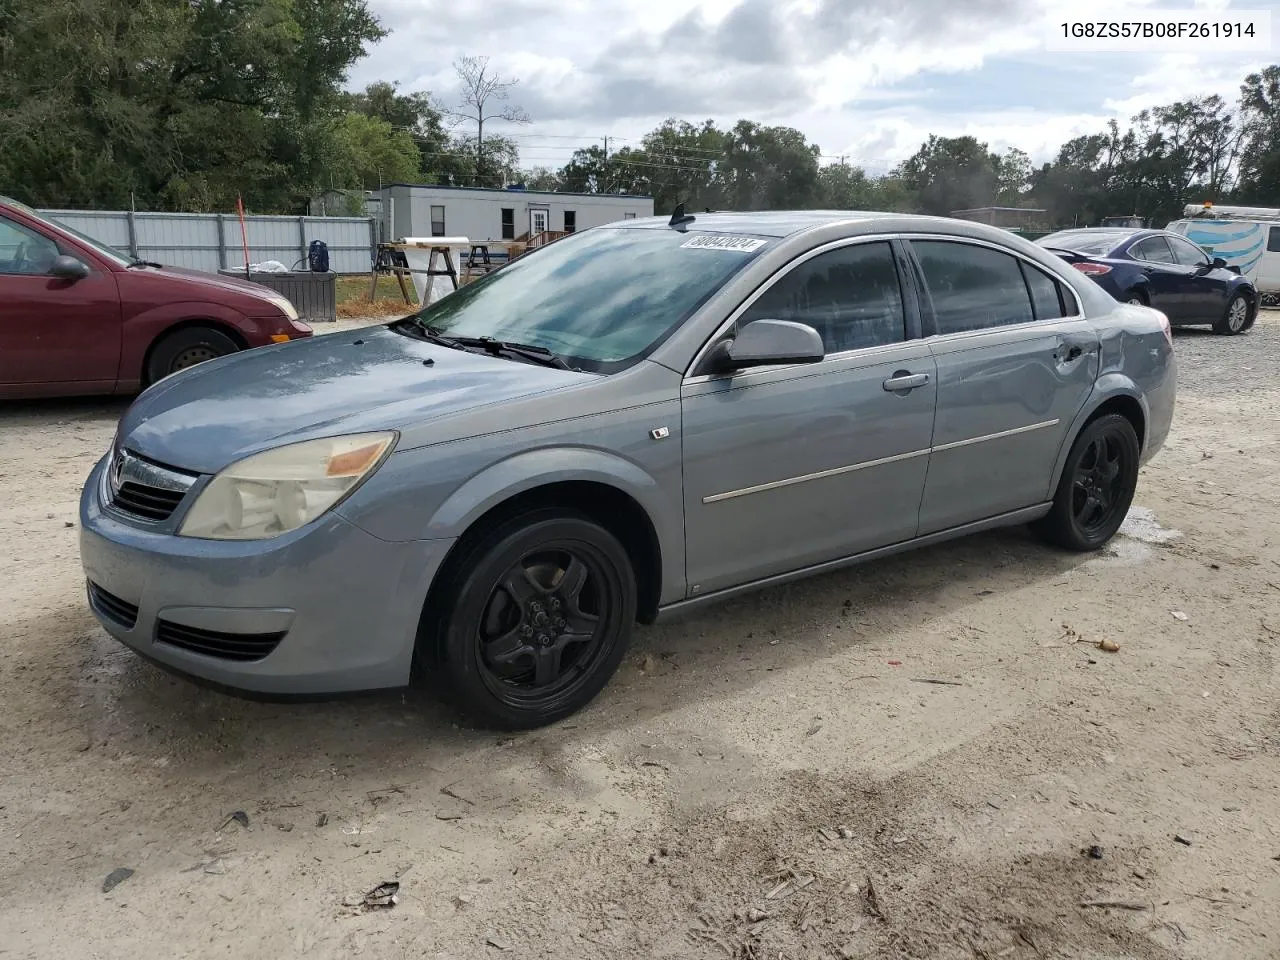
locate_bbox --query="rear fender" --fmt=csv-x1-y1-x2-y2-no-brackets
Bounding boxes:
1044,375,1149,500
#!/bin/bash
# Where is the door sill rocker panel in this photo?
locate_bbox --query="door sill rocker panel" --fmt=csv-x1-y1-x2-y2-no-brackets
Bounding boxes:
656,503,1052,622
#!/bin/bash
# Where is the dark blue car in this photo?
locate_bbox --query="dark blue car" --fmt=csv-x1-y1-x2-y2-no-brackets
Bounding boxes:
1037,228,1257,335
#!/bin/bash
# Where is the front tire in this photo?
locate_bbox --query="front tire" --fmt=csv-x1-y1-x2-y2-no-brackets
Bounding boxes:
1033,414,1140,552
416,510,637,729
1214,292,1250,335
146,326,240,383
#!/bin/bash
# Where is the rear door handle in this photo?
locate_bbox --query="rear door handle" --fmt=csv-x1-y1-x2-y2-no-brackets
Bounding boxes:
1055,338,1093,362
883,372,930,392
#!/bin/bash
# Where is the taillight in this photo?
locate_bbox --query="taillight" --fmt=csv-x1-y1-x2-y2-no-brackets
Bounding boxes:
1072,262,1112,276
1157,311,1172,346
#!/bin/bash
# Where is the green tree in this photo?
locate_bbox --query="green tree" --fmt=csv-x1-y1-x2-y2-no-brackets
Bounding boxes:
521,166,563,191
995,148,1032,204
633,119,728,212
1237,65,1280,203
327,112,421,190
559,145,609,193
896,135,1000,215
342,80,446,178
720,121,820,210
0,0,385,212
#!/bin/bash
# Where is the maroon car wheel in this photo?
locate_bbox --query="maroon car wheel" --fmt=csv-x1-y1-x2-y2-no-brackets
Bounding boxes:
146,327,240,383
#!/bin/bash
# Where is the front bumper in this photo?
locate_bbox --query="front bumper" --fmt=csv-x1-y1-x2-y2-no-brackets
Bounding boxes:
79,455,454,695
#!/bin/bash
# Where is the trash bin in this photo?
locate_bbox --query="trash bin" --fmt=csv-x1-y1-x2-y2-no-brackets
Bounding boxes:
218,270,337,322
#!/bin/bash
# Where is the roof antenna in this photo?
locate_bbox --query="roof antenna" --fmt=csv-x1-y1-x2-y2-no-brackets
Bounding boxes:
668,201,696,228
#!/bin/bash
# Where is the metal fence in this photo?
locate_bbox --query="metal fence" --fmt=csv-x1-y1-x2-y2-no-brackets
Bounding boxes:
35,209,377,275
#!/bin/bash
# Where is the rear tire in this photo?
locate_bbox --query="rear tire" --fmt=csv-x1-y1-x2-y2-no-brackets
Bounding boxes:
1214,293,1250,335
146,326,240,383
414,509,637,729
1122,290,1147,306
1033,414,1140,552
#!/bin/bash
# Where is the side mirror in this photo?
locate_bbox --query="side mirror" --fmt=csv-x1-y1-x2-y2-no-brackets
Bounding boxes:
1211,256,1227,269
49,255,90,281
705,318,824,374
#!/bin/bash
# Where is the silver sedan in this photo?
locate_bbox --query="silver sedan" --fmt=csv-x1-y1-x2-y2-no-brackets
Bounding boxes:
80,210,1176,727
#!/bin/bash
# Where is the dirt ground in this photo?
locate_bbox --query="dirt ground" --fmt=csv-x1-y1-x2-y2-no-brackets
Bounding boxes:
2,315,1278,960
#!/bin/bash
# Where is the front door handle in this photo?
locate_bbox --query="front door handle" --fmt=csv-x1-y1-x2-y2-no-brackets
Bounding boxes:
883,372,930,392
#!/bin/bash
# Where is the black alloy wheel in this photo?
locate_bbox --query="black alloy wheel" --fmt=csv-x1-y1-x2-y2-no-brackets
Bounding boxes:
1033,413,1140,551
478,551,610,696
418,511,636,729
1071,433,1128,535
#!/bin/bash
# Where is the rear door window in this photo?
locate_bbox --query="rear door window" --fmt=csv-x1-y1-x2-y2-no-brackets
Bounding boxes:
741,241,906,353
1131,236,1175,263
910,240,1034,334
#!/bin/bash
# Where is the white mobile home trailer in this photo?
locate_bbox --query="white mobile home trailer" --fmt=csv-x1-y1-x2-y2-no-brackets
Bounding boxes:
378,184,653,249
1167,203,1280,298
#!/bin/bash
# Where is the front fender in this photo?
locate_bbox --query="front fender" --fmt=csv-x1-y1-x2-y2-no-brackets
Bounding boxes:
119,300,255,389
339,439,687,606
430,446,672,536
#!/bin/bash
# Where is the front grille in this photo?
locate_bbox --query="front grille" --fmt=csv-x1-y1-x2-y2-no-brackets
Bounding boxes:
155,619,285,662
88,582,139,629
105,448,197,523
112,481,186,521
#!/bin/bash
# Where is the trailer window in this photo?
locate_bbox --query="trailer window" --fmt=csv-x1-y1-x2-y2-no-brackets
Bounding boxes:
1269,227,1280,253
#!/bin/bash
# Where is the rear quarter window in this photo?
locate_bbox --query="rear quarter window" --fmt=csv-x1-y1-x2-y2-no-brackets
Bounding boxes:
1020,261,1073,320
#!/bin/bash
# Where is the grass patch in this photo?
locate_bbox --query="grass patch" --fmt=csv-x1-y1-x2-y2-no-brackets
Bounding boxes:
336,274,419,318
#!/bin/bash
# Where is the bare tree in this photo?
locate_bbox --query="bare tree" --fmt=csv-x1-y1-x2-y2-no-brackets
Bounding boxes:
446,55,531,185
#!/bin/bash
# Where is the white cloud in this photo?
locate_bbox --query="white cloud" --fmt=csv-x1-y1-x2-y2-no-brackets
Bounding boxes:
353,0,1280,173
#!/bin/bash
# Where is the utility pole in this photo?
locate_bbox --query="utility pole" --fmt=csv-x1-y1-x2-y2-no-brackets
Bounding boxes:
602,136,610,194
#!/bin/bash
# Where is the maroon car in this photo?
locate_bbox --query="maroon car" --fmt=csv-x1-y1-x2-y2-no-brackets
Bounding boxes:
0,196,313,399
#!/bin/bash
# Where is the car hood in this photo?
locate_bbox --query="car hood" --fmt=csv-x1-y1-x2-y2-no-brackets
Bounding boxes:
126,263,286,302
117,324,592,473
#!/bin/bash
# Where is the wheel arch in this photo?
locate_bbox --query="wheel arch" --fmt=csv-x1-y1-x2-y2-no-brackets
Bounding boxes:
140,319,249,386
1045,381,1148,500
418,450,680,626
1119,282,1149,304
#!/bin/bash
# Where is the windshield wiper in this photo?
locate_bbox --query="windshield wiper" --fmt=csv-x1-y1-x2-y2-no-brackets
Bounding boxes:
126,258,164,269
391,317,468,349
392,319,573,369
449,335,573,370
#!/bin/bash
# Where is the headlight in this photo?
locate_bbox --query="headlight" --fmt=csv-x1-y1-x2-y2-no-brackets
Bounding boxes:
178,432,396,540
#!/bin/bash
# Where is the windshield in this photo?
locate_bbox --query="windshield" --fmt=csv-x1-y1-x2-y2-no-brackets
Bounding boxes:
1039,231,1131,256
7,199,134,266
408,226,771,373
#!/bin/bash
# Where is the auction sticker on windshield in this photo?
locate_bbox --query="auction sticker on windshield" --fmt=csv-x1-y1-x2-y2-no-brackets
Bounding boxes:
681,235,768,252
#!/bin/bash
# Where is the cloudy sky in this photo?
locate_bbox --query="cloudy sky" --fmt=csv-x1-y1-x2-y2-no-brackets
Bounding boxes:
351,0,1278,175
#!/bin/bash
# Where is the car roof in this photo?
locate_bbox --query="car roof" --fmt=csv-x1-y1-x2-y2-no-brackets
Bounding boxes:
1045,227,1143,240
613,209,936,238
